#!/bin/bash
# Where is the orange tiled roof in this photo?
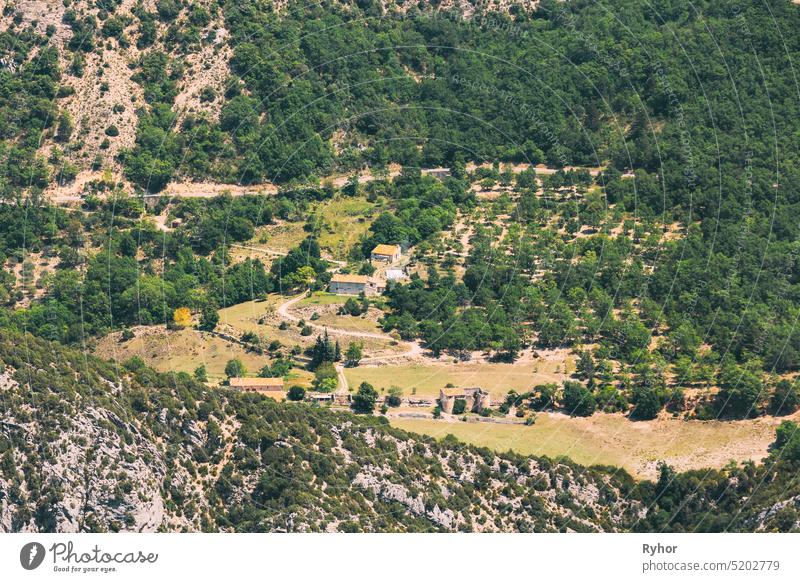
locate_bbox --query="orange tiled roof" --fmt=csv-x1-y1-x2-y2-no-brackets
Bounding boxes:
371,244,401,256
331,273,370,284
229,377,284,389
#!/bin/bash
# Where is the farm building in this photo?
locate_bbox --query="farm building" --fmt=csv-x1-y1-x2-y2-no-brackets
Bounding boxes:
305,391,335,403
229,377,285,400
370,244,402,263
329,273,385,296
439,387,491,414
385,269,407,281
421,167,451,180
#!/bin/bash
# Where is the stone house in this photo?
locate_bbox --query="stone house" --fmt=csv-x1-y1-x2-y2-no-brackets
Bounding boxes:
421,167,451,180
370,244,402,263
329,273,384,296
229,377,285,400
439,387,491,414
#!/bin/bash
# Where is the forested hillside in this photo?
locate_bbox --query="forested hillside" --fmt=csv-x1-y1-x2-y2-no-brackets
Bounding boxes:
1,329,800,532
2,1,800,377
0,329,641,532
3,0,800,530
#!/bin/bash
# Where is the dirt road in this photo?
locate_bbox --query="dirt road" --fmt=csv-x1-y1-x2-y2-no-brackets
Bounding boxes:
44,163,616,206
276,291,424,393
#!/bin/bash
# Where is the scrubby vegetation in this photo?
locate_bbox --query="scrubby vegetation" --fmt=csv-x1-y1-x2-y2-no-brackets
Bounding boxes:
3,0,800,531
2,329,800,532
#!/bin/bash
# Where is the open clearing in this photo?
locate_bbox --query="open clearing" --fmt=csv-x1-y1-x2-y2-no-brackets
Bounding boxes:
292,294,387,335
221,296,402,356
391,411,797,480
254,196,380,259
297,292,349,307
344,359,570,399
94,326,314,386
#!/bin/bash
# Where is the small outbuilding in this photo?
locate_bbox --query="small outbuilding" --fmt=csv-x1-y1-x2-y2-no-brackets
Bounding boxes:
422,167,451,180
306,391,335,403
370,244,402,263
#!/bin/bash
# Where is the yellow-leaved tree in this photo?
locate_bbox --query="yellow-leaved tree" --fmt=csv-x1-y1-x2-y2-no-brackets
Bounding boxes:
173,307,192,328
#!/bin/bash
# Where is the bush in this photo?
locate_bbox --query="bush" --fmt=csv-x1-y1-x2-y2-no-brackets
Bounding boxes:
105,124,120,137
352,382,378,414
773,421,800,462
771,380,800,416
313,362,338,392
629,386,662,420
385,386,402,407
530,383,558,411
200,86,216,102
224,359,246,379
716,364,763,418
156,0,180,21
199,307,219,331
561,381,596,417
287,386,306,401
193,365,208,382
385,394,401,407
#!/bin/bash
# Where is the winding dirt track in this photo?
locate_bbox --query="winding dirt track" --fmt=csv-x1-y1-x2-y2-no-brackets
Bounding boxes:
45,163,616,205
276,291,423,392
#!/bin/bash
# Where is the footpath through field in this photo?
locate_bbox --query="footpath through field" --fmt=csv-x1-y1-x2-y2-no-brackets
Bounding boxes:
276,291,423,393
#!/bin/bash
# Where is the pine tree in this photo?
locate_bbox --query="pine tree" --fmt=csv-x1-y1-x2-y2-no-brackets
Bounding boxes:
323,330,336,362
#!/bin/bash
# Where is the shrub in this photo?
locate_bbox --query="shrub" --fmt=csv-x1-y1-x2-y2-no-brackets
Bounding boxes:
771,380,800,416
199,307,219,331
352,382,378,414
773,421,800,462
224,359,246,379
193,365,208,382
629,386,662,420
287,386,306,401
561,381,596,417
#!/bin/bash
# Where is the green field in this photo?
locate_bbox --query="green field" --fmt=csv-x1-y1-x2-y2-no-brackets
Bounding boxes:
315,196,379,258
344,360,569,399
391,412,785,480
256,195,380,259
297,292,349,307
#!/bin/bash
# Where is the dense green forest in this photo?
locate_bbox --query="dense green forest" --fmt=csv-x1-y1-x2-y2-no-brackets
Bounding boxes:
1,0,800,420
0,171,464,341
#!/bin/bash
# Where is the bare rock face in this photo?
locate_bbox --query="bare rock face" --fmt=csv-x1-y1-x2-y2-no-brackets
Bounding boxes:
0,404,171,532
753,494,800,532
